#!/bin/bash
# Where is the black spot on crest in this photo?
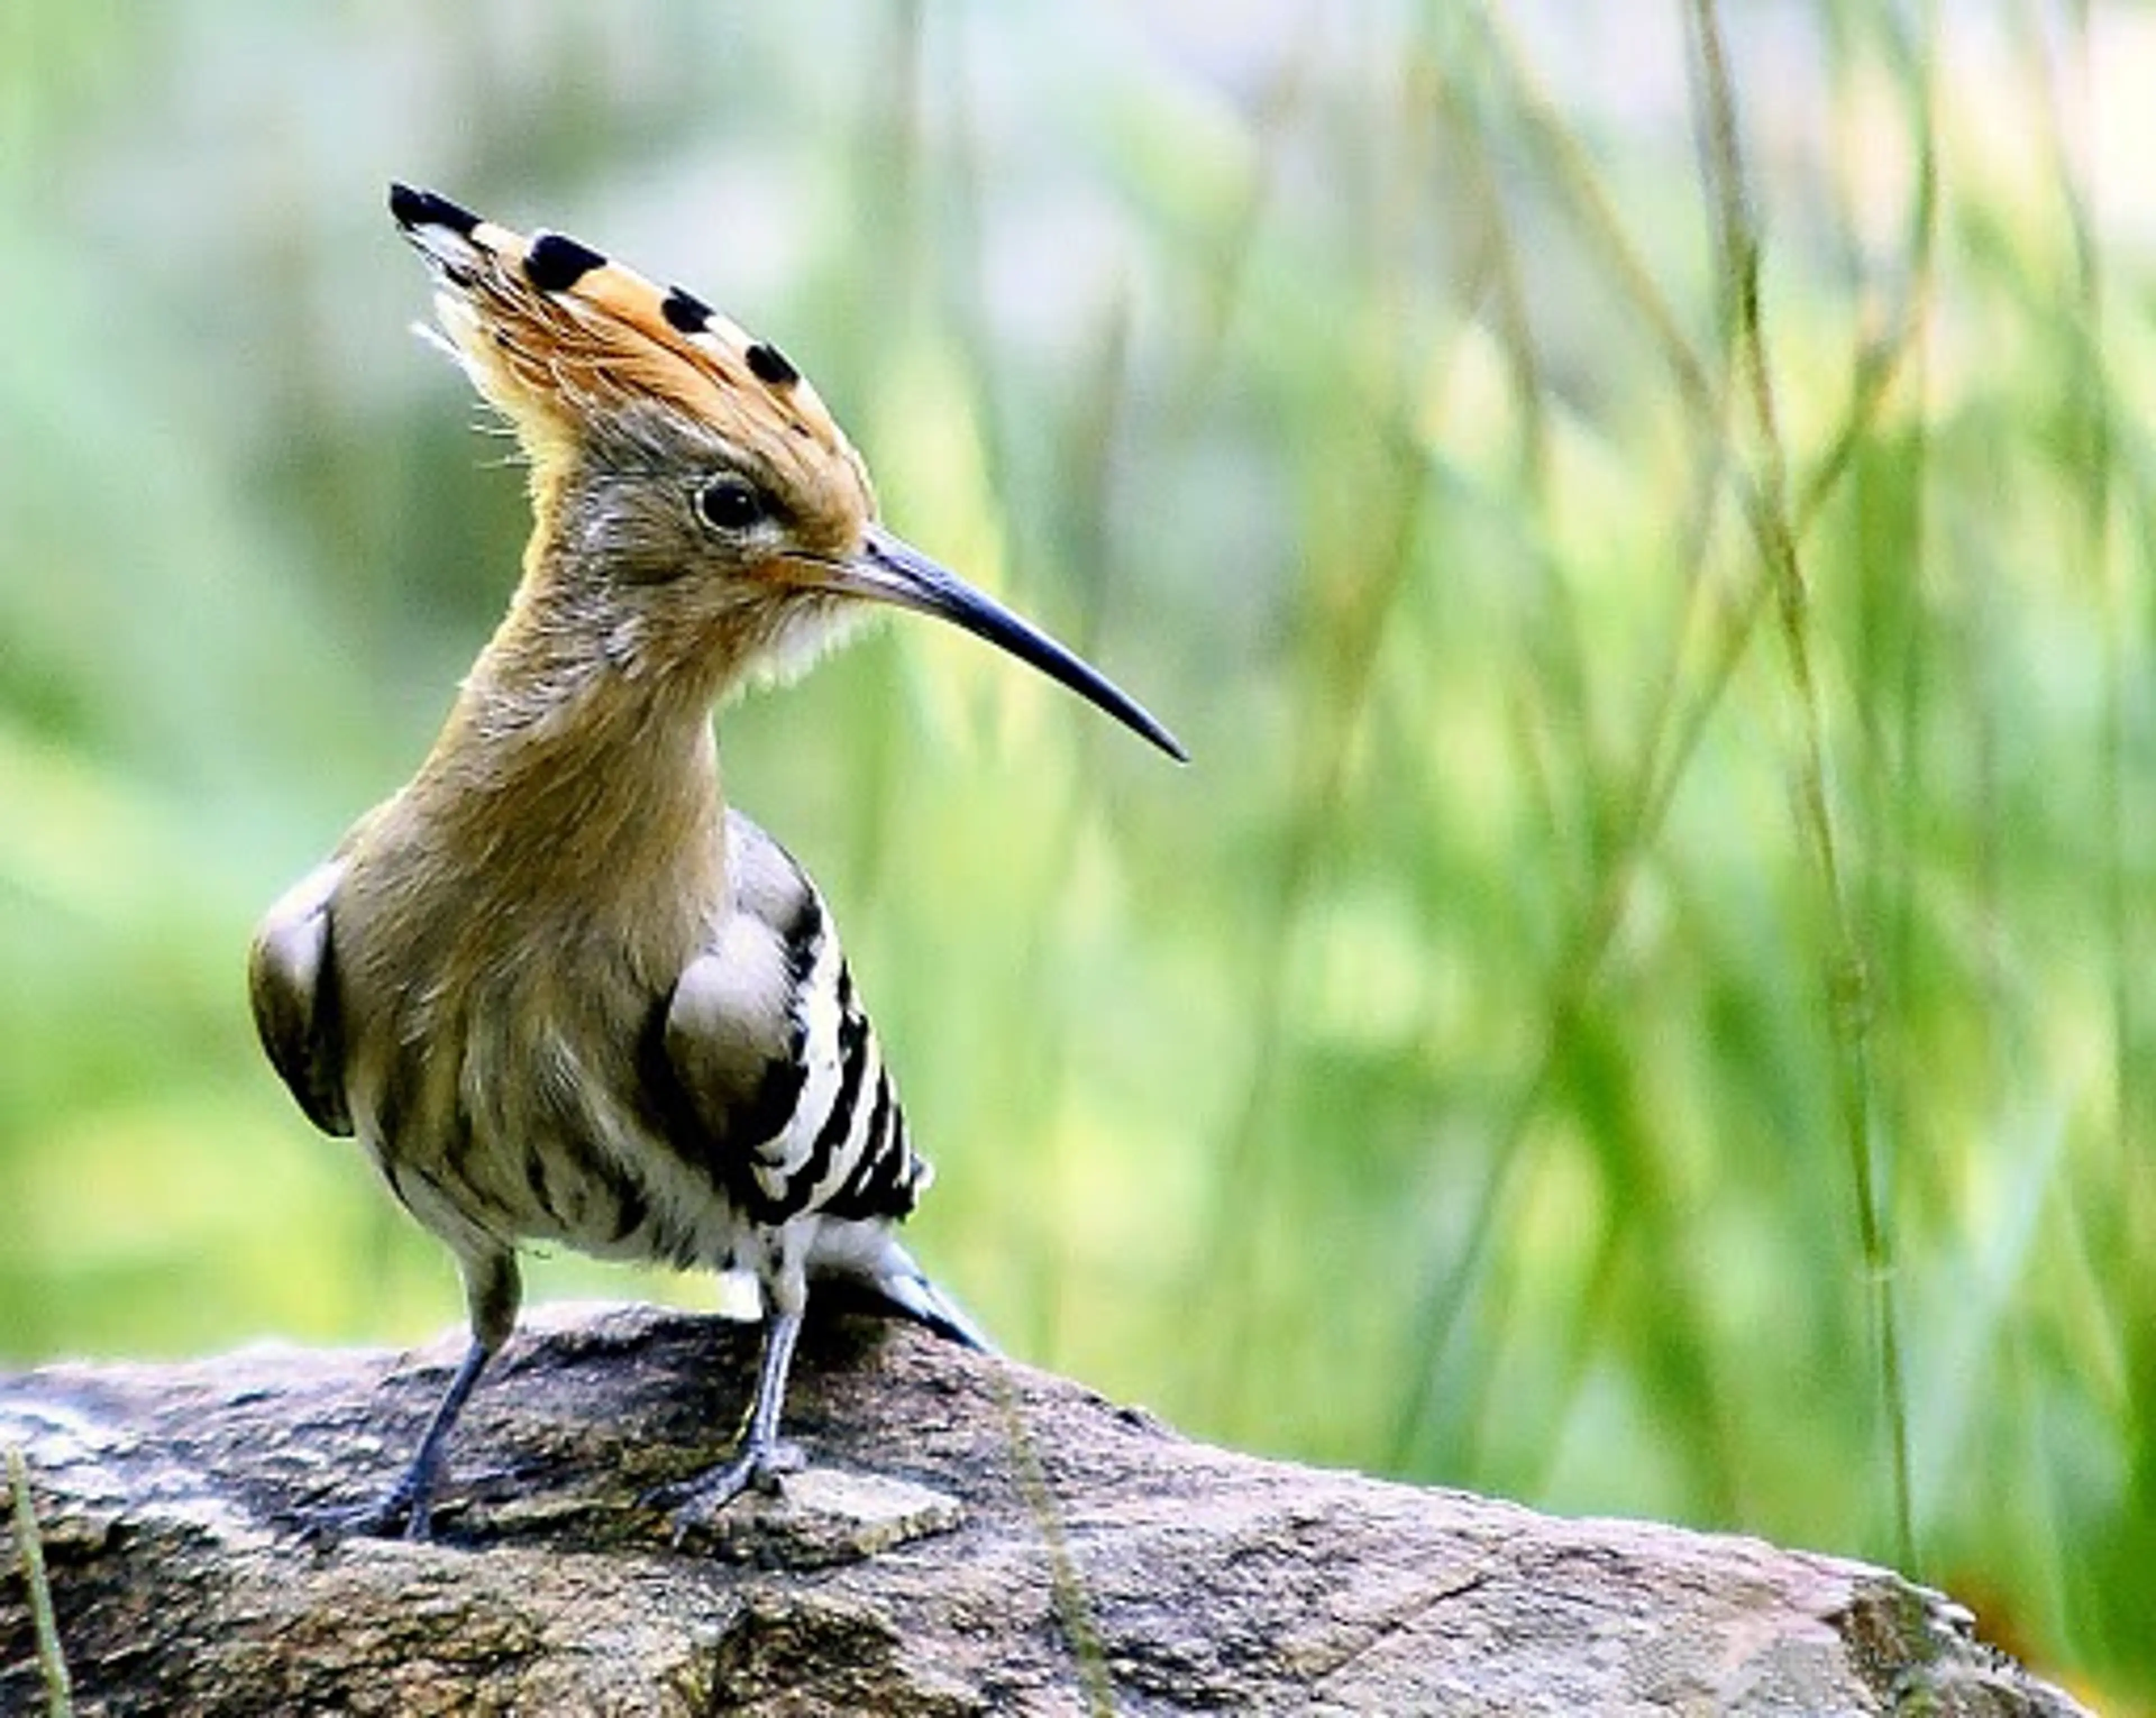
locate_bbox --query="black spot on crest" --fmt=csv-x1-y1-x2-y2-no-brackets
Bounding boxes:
389,183,481,236
661,286,714,333
745,341,800,387
524,231,607,293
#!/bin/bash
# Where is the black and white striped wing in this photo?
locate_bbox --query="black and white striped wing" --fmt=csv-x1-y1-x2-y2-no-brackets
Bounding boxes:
659,811,929,1229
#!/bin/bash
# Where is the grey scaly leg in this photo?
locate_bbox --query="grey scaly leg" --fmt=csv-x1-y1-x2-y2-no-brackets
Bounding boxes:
306,1248,518,1542
647,1302,808,1538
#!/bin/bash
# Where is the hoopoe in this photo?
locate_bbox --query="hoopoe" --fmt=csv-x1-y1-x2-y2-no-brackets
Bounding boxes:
249,184,1182,1541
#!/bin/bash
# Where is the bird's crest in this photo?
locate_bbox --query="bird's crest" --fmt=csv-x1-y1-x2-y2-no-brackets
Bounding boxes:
389,183,874,523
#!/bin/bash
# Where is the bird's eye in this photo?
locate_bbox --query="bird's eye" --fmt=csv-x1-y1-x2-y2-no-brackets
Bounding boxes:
694,474,765,534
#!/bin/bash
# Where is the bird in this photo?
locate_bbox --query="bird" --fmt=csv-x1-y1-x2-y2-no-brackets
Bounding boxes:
248,183,1184,1542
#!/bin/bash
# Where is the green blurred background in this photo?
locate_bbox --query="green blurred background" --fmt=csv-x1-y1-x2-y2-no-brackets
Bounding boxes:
2,1,2149,1704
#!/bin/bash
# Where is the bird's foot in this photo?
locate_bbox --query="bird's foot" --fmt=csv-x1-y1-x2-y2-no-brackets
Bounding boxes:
289,1451,447,1545
291,1482,433,1545
645,1437,806,1543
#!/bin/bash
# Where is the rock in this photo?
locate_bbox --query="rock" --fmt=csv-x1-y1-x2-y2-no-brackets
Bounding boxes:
0,1301,2089,1715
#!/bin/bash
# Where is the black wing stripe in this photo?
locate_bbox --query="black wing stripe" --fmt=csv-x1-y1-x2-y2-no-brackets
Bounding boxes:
762,967,871,1222
824,1065,919,1219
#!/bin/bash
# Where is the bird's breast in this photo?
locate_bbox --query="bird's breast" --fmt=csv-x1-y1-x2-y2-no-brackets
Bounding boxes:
340,912,753,1271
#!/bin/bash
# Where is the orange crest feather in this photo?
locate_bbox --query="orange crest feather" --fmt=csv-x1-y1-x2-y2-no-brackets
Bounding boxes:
389,184,875,529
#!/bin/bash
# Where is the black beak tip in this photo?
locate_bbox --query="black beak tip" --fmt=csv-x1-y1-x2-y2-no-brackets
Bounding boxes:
1108,700,1187,764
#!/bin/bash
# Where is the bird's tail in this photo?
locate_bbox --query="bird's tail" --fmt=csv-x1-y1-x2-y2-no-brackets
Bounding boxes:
871,1264,997,1354
811,1226,998,1353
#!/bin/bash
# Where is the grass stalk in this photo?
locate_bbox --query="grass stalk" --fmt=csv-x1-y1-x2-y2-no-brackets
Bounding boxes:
7,1445,74,1718
1687,0,1913,1571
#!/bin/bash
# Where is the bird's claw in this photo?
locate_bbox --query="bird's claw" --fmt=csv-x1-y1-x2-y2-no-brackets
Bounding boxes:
286,1440,454,1546
289,1480,436,1546
645,1438,806,1543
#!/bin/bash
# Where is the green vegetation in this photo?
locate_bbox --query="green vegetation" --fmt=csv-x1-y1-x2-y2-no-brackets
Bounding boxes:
1,3,2145,1703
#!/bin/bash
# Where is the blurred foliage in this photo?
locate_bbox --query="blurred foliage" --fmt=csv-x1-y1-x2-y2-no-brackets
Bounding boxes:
1,0,2150,1704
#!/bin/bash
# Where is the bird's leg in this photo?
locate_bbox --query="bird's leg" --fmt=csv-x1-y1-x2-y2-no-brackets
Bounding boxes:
325,1334,495,1541
304,1249,519,1543
648,1285,811,1538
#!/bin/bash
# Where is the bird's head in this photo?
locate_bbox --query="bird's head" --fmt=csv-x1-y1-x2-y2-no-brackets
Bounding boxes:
390,184,1184,761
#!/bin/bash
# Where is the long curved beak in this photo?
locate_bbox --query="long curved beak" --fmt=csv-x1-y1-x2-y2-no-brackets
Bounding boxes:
820,526,1187,763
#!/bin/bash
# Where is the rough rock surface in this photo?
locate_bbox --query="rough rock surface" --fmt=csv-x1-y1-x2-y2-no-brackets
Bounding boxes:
0,1301,2089,1715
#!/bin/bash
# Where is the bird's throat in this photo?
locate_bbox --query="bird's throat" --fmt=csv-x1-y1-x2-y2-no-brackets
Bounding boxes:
398,607,729,940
